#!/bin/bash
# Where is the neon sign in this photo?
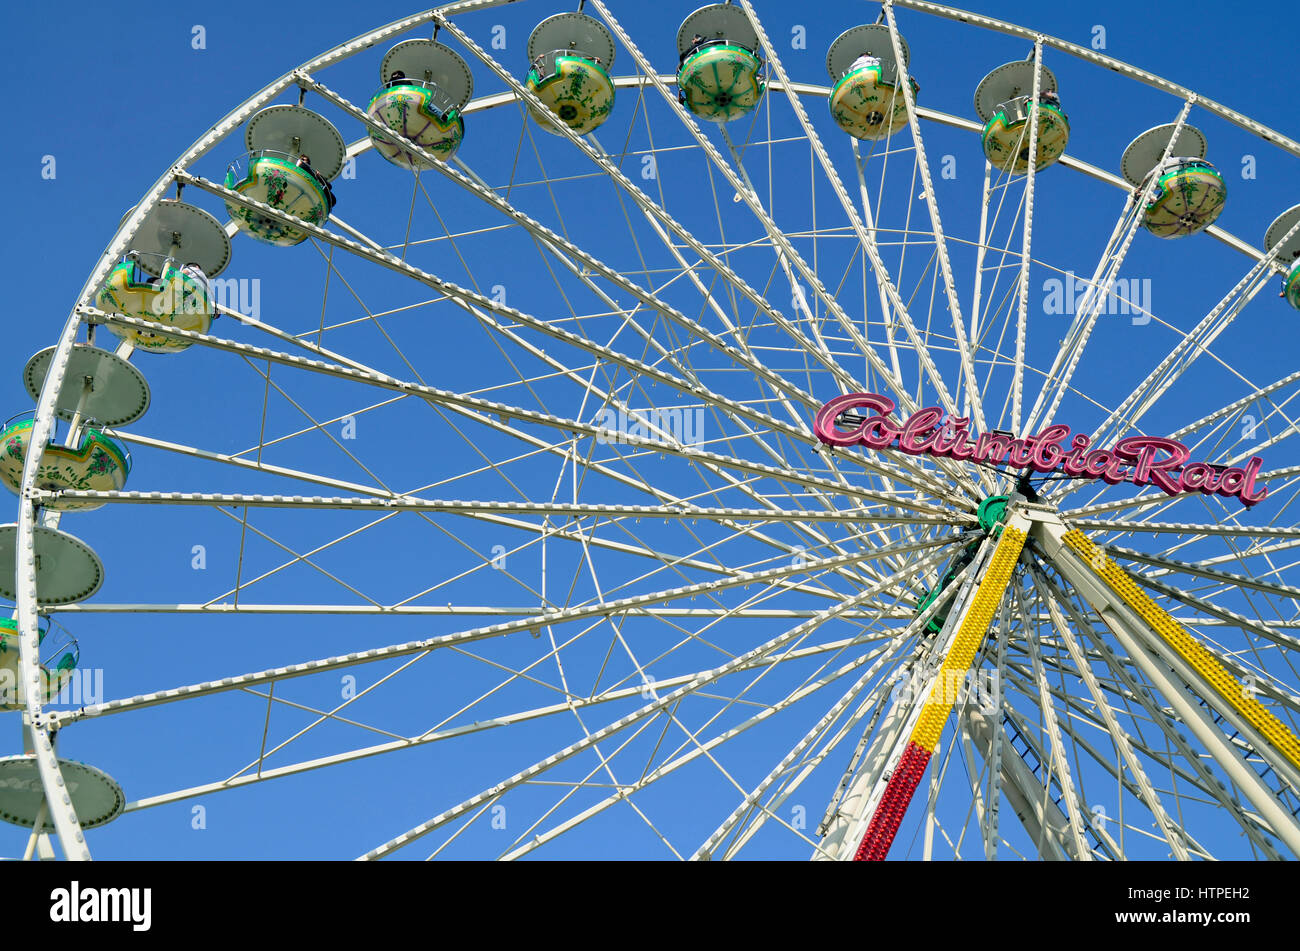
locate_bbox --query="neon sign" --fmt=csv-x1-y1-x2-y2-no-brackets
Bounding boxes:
814,393,1268,508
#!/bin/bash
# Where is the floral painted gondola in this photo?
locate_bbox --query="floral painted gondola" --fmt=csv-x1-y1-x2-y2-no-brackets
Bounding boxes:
367,40,475,169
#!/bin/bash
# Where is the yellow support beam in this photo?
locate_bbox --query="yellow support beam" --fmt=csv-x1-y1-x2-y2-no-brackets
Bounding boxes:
1063,530,1300,773
910,525,1027,753
854,520,1028,859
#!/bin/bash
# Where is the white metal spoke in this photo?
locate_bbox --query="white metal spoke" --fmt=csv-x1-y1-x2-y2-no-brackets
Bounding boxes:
360,556,920,859
1023,97,1195,434
1030,568,1188,858
881,1,987,438
1014,582,1092,859
1008,39,1043,434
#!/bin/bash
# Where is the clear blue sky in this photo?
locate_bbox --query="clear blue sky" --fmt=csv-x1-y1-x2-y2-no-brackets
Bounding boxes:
0,0,1295,859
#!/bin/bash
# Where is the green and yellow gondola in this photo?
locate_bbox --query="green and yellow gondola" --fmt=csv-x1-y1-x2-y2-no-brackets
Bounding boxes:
981,95,1070,174
225,150,331,247
1141,158,1227,238
0,618,77,710
830,61,918,140
527,53,616,135
367,82,465,168
0,417,130,511
95,261,214,353
678,41,764,124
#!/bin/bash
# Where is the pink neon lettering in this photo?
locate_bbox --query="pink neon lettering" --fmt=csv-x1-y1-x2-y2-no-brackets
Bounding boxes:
814,393,1269,508
1113,437,1188,496
1061,434,1092,476
1102,454,1130,486
898,407,944,455
1006,438,1035,468
946,423,975,460
973,432,1014,465
1083,450,1113,478
929,417,970,457
1180,462,1214,491
1237,457,1269,507
1030,425,1070,472
813,393,896,448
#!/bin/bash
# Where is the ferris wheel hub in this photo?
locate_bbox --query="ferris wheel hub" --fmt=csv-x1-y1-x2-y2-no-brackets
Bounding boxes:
976,495,1010,532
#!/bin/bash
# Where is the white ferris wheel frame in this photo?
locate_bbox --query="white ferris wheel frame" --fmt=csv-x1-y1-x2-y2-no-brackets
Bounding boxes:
13,0,1300,860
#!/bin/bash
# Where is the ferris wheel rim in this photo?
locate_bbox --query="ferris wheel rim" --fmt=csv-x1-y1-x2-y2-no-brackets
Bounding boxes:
54,0,1297,326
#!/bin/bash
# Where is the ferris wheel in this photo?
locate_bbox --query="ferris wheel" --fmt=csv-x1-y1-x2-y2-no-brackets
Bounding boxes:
3,0,1300,861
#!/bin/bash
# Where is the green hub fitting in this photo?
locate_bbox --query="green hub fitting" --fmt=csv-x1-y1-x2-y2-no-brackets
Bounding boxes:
977,495,1010,533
